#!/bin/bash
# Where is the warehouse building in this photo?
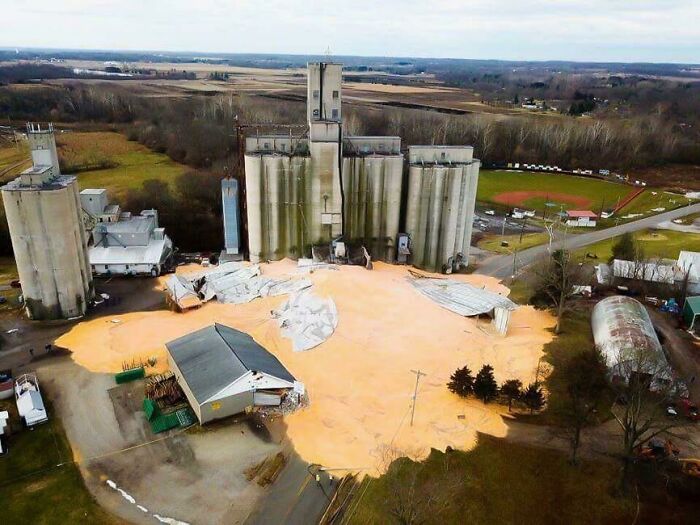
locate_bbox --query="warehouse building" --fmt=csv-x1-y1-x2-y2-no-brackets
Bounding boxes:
80,189,174,276
243,62,479,272
166,323,299,424
1,123,93,320
591,295,672,385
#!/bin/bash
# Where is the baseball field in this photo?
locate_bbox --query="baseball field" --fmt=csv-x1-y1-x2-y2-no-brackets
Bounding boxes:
477,170,634,213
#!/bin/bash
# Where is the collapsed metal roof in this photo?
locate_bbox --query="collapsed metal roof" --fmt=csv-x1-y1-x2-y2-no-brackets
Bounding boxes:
408,276,517,317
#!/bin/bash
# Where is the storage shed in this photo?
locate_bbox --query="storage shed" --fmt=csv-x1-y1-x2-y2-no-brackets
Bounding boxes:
166,323,297,424
591,295,672,384
682,296,700,333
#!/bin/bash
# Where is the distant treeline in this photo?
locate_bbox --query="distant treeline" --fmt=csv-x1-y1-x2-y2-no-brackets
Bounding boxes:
0,80,699,255
0,64,195,86
3,81,697,172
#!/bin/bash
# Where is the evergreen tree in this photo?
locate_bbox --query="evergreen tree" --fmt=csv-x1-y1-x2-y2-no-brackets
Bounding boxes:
609,232,638,263
500,379,523,412
473,365,498,403
523,382,545,413
447,366,474,398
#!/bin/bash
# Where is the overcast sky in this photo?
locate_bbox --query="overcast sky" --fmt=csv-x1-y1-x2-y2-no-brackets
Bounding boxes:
4,0,699,63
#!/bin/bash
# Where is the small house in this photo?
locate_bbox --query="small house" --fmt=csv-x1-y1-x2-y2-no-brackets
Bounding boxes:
565,210,597,228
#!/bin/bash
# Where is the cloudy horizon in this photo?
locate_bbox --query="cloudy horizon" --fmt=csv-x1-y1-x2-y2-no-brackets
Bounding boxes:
4,0,700,64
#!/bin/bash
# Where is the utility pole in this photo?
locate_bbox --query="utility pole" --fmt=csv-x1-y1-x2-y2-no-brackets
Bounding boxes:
410,369,427,426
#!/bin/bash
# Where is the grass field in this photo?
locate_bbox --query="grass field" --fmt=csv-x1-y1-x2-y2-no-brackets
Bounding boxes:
0,141,30,184
0,399,120,524
56,131,189,200
0,132,189,201
575,229,700,261
477,232,550,254
344,434,633,524
0,256,20,311
477,170,633,213
614,189,690,218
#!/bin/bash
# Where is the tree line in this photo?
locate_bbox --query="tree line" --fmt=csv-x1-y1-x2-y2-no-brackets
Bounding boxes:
1,81,698,172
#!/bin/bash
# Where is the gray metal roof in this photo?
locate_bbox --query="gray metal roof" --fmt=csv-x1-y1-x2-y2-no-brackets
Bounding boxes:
2,174,76,191
409,277,517,317
101,216,154,234
166,324,294,404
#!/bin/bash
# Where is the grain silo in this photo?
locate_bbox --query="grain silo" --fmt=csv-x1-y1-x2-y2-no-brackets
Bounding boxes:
242,62,481,272
405,146,480,273
1,124,93,319
244,62,405,263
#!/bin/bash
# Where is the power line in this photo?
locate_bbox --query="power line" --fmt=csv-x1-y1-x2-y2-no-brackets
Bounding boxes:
410,369,427,427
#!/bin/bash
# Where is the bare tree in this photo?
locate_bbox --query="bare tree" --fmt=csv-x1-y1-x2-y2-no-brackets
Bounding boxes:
377,445,438,525
609,342,693,491
531,249,588,333
549,347,609,465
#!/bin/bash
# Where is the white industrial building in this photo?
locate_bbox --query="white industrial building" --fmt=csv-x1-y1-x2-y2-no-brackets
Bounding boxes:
166,323,299,424
1,124,94,320
243,62,480,272
80,188,174,276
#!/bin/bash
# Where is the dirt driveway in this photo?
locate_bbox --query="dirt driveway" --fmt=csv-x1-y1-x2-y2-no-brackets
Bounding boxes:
40,358,281,525
0,277,287,525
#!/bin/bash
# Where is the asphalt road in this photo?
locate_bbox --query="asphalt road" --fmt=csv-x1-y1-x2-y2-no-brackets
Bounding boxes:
475,203,700,279
245,453,335,525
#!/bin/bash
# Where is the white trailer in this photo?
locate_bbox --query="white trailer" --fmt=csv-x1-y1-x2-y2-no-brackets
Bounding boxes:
15,373,48,427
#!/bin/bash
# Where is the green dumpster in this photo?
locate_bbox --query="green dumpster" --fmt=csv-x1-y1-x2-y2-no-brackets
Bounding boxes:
114,367,145,384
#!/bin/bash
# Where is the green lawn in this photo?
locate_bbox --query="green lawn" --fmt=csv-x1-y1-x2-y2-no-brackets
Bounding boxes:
0,399,121,524
574,229,700,261
344,434,633,524
0,257,20,311
477,170,633,213
477,232,551,254
0,142,30,184
611,190,691,222
0,132,189,202
56,131,189,200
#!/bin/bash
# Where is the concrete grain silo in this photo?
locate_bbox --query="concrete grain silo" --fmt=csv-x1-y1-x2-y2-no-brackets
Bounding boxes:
244,62,405,264
1,124,93,319
405,146,480,273
342,150,403,261
242,62,481,272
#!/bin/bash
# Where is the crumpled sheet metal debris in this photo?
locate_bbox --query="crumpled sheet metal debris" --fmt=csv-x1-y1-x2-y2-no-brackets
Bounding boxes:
408,276,517,317
165,275,202,310
273,290,338,352
297,258,338,273
166,262,312,308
